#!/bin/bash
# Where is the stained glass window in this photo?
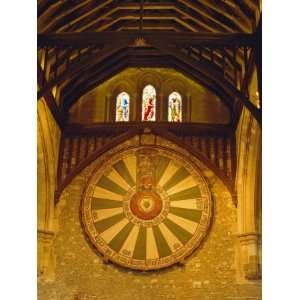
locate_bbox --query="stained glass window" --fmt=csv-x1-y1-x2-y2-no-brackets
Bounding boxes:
116,92,130,122
168,92,182,122
142,85,156,121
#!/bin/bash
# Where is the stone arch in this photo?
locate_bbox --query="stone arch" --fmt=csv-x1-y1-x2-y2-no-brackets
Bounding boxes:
137,72,162,121
108,79,136,122
235,108,261,281
37,99,61,279
162,78,187,96
37,100,60,232
136,71,162,91
162,78,187,122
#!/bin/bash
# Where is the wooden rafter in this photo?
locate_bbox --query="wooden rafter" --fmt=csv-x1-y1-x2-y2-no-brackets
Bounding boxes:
37,63,64,128
151,41,260,124
37,41,128,100
38,1,258,34
37,1,262,205
62,52,234,112
37,31,260,124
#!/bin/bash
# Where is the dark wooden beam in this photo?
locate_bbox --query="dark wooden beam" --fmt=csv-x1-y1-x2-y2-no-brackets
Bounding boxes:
232,48,256,129
37,41,128,100
37,63,64,129
177,0,246,32
62,47,134,102
37,32,257,124
65,122,232,137
151,40,261,124
38,1,254,35
232,15,261,130
62,51,234,114
39,1,250,34
231,0,256,21
38,31,255,48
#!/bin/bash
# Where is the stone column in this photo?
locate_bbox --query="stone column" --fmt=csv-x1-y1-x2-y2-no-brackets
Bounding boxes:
186,93,191,122
235,109,262,282
132,92,138,122
136,91,142,121
105,93,112,122
37,229,55,281
237,232,261,280
158,91,164,121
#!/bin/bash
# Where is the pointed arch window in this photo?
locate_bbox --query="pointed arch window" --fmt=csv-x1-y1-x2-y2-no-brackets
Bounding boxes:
116,92,130,122
168,92,182,122
142,85,156,121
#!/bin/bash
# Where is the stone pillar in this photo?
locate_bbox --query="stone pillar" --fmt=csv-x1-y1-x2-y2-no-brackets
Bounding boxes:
158,91,164,121
132,92,138,122
136,91,142,121
105,93,112,122
235,109,261,282
237,232,261,280
37,229,55,281
186,94,191,122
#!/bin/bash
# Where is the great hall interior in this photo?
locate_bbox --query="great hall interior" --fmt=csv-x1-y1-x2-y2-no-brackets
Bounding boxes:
37,1,262,299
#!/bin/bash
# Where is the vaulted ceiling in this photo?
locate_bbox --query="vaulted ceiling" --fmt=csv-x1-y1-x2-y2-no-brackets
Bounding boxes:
37,0,261,128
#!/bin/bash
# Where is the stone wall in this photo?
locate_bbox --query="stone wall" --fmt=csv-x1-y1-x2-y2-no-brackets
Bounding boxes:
38,137,261,300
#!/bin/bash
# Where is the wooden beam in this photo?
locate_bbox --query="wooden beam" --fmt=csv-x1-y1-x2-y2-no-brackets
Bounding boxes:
38,31,255,48
64,122,232,137
39,0,113,33
231,49,255,129
62,51,234,113
63,56,130,110
37,63,64,129
176,0,241,32
37,41,128,100
150,40,261,124
37,32,256,123
232,15,261,129
40,1,245,34
38,1,254,34
196,0,252,31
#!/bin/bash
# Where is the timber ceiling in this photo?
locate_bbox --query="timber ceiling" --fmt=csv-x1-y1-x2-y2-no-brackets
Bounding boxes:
38,0,260,34
37,0,261,128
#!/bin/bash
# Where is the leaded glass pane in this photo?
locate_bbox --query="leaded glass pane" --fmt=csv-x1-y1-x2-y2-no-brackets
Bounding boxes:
116,92,130,122
168,92,182,122
142,85,156,121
